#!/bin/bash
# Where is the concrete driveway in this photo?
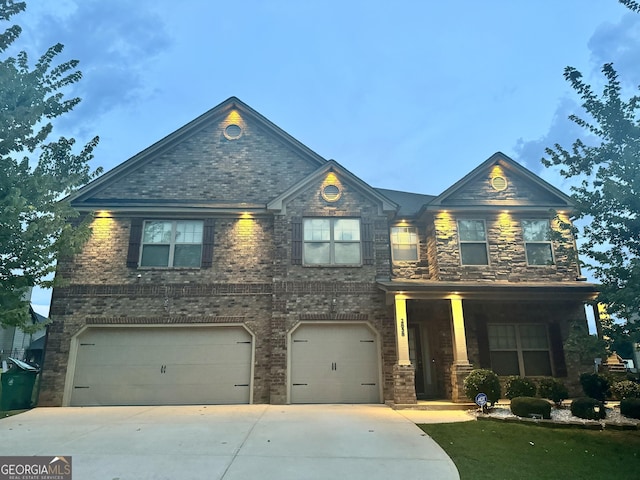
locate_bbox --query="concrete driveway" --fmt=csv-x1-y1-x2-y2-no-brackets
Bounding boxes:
1,404,462,480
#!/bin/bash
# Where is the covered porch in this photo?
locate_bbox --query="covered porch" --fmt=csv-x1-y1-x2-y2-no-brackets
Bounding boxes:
378,280,600,404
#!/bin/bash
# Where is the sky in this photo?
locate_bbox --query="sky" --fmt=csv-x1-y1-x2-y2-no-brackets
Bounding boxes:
8,0,640,318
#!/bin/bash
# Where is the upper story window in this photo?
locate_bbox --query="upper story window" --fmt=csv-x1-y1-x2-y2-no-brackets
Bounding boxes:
140,220,203,267
488,324,552,376
522,220,554,266
303,218,361,265
458,219,488,265
391,226,419,262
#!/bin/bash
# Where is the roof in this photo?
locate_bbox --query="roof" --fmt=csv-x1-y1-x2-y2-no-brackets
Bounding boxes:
374,188,435,218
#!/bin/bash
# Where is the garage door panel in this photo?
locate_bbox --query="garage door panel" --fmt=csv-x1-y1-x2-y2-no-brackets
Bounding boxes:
291,323,380,404
70,327,252,406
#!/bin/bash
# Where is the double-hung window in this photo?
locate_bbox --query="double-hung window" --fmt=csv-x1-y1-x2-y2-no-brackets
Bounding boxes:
140,220,203,267
391,226,419,262
458,219,488,265
488,324,552,376
303,218,361,265
522,220,554,265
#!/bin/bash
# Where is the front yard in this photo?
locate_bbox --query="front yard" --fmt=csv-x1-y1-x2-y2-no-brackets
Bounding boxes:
420,420,640,480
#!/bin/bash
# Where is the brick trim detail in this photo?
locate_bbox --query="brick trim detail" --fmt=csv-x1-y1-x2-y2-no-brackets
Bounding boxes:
86,316,245,325
299,314,369,320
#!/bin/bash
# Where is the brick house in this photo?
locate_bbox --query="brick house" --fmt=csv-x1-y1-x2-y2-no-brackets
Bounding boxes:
39,97,599,407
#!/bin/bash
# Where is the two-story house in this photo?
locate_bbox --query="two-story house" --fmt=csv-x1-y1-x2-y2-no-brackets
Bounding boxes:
38,97,599,407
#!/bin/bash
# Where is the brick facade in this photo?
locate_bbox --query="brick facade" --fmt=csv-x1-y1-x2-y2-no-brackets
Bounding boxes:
39,97,598,407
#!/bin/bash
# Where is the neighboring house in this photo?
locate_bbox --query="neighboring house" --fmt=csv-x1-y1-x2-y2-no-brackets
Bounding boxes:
0,305,47,365
39,97,599,407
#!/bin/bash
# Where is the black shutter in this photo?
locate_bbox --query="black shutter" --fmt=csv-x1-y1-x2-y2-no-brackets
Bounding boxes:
549,322,568,377
291,217,302,265
126,218,143,268
476,317,491,369
361,218,374,265
201,218,215,268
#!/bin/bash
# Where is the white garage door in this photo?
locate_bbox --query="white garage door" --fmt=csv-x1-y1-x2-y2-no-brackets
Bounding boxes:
290,323,380,404
70,326,252,406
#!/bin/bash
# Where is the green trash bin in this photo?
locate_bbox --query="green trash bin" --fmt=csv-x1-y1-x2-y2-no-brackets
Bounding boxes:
1,364,39,411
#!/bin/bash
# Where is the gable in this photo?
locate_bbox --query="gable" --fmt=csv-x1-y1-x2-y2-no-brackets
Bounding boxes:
428,153,574,211
68,98,327,211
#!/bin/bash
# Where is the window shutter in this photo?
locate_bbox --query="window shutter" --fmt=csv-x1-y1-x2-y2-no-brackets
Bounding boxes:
548,322,568,377
126,218,143,268
476,317,491,369
201,218,215,268
361,218,374,265
291,217,302,265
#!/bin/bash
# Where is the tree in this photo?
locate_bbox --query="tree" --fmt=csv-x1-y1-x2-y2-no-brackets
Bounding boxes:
0,1,101,331
542,1,640,328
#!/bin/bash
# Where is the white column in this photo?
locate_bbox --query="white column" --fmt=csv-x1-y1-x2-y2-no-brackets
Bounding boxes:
394,295,411,366
450,296,470,366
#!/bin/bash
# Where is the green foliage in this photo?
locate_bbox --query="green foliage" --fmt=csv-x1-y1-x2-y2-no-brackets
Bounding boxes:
510,396,552,419
620,398,640,419
563,320,607,364
611,380,640,400
579,372,611,401
463,369,501,406
542,61,640,324
570,397,607,420
504,376,537,400
537,377,569,405
0,1,101,329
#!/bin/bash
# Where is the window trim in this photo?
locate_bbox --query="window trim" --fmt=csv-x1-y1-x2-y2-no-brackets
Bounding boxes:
139,219,204,268
457,219,489,266
390,225,419,263
302,217,362,266
487,323,553,377
522,219,555,266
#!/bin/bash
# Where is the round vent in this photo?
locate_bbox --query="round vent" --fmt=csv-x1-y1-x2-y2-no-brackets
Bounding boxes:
322,184,341,202
224,124,242,140
491,176,507,191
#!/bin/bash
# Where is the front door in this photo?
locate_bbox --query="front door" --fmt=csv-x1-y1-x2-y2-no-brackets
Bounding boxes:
408,324,438,399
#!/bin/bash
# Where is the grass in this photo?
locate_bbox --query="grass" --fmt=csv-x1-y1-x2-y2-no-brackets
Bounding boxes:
419,420,640,480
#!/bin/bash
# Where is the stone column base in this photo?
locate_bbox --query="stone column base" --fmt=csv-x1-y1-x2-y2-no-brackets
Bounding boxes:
393,363,417,405
450,363,474,403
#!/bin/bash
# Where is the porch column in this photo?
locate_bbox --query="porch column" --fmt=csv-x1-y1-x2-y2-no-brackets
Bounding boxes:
449,297,470,366
394,295,411,365
393,294,416,404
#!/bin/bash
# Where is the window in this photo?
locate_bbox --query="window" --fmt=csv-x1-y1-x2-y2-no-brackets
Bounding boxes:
458,219,488,265
488,324,552,376
303,218,361,265
140,220,203,267
522,220,553,265
391,226,419,262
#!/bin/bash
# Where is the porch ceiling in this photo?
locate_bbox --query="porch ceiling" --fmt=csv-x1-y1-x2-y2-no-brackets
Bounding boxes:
377,279,599,302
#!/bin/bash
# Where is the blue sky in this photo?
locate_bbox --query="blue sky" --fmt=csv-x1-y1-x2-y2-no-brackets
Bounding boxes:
10,0,640,316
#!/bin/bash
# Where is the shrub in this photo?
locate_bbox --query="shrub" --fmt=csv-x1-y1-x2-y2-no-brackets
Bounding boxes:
611,380,640,400
570,397,607,420
510,396,551,419
464,369,501,406
579,372,611,401
537,377,569,405
504,377,537,399
620,398,640,420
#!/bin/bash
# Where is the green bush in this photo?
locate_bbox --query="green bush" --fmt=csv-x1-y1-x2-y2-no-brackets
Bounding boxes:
510,396,551,419
504,377,537,399
620,398,640,420
579,372,611,401
537,377,569,405
611,380,640,400
464,369,501,406
570,397,607,420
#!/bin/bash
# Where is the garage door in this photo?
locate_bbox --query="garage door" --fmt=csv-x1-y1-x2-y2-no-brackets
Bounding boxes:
290,323,380,404
70,326,252,406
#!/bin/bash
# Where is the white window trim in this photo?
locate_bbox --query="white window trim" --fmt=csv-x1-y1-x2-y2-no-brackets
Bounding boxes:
488,323,553,377
303,217,362,266
391,226,420,263
140,220,203,268
522,219,555,266
457,219,489,266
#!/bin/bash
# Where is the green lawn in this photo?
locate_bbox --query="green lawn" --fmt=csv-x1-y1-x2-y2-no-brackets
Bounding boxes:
419,420,640,480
